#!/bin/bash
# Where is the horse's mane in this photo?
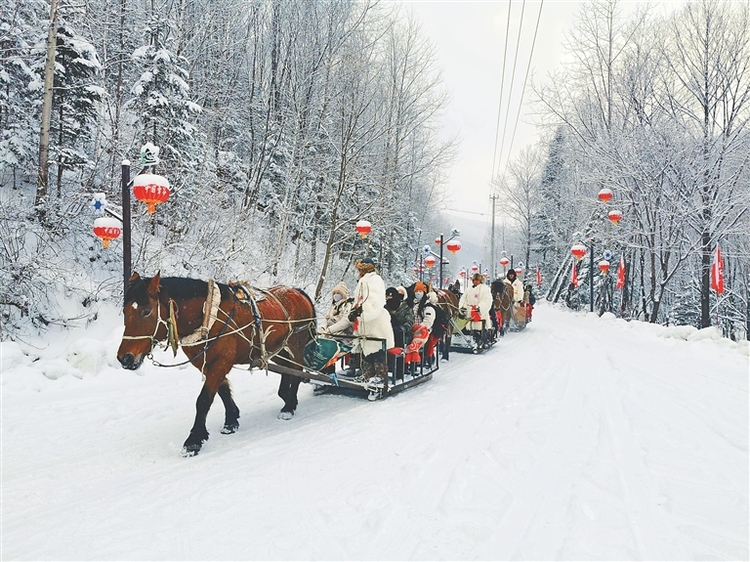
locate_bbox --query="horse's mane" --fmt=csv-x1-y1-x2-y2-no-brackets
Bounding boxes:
125,276,315,315
125,276,223,304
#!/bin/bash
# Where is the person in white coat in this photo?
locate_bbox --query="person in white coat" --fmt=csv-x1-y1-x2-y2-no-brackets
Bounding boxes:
504,269,524,305
459,273,493,345
346,257,394,383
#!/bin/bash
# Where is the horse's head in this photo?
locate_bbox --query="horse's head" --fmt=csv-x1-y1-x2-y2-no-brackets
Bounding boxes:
117,272,168,370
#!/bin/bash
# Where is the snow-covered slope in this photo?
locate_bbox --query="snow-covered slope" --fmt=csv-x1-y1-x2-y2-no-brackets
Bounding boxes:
2,303,748,560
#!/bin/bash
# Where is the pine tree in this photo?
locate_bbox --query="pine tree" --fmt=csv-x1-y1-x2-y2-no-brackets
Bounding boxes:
49,22,103,197
127,13,202,177
0,0,47,188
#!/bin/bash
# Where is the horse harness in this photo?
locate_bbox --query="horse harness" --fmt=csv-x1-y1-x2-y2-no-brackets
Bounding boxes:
123,280,315,373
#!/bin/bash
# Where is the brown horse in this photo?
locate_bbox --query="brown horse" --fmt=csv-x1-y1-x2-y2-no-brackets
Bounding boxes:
491,279,514,334
116,272,315,455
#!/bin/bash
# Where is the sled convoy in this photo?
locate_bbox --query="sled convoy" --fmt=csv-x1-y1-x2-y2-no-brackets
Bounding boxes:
116,270,535,455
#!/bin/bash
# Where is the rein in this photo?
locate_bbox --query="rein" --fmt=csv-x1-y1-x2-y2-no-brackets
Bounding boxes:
123,281,315,372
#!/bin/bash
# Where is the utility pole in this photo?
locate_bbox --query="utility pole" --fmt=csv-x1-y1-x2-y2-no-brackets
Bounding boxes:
490,194,497,279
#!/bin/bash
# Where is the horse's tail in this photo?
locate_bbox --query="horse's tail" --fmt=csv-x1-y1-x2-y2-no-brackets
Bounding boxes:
294,287,317,336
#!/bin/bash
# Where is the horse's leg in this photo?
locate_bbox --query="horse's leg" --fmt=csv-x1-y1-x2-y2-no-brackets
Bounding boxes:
183,383,215,456
218,379,240,434
183,358,232,456
274,329,309,419
276,373,301,420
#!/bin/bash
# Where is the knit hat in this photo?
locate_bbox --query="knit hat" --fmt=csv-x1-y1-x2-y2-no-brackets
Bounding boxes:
385,286,402,303
414,281,427,293
331,282,348,299
506,269,516,279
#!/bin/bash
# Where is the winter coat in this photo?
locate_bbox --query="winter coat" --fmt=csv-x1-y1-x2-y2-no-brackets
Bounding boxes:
389,301,414,347
458,282,493,331
412,293,437,332
325,297,354,332
351,271,395,356
504,278,524,303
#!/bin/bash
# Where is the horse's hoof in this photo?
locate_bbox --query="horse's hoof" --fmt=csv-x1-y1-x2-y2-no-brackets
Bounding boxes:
221,423,239,435
278,410,294,420
181,444,201,457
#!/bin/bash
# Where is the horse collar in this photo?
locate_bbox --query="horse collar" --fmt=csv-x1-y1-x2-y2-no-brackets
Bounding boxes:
167,299,180,356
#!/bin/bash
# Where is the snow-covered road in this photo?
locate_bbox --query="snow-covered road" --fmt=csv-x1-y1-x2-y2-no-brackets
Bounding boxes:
2,303,748,560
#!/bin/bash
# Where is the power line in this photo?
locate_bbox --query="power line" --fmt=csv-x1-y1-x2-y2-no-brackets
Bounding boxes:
496,0,527,181
502,0,545,179
490,0,513,189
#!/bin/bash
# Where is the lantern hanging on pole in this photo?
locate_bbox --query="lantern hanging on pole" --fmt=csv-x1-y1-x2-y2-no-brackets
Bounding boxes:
598,260,611,274
355,220,372,238
608,210,623,226
435,237,442,245
93,216,122,249
446,239,461,255
470,263,479,274
133,173,170,214
571,244,587,261
597,188,613,203
424,255,436,268
514,266,522,276
499,256,510,269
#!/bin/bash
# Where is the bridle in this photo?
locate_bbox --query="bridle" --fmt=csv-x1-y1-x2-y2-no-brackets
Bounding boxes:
120,298,170,351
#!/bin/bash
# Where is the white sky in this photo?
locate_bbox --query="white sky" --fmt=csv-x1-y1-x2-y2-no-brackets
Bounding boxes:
407,0,581,219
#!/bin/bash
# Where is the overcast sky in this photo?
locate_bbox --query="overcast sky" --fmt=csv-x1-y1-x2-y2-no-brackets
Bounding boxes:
406,0,581,222
401,0,582,269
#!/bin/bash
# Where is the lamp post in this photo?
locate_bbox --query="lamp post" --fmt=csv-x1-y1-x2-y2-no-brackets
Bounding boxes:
116,143,166,299
435,228,461,289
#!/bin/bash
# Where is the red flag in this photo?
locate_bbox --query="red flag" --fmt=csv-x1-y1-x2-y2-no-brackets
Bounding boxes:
536,265,542,287
571,261,579,288
616,254,626,290
711,245,724,294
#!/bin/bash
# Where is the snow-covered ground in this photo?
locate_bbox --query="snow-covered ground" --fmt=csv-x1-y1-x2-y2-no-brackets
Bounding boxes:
2,302,748,560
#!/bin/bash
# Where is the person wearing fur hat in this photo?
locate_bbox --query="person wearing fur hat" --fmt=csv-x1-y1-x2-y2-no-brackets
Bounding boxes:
347,257,394,384
458,273,493,345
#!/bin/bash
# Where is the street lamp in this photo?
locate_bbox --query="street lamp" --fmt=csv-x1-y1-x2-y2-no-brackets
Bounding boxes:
434,228,461,289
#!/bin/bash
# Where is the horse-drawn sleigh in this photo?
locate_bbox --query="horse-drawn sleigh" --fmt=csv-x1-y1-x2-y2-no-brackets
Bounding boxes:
116,273,437,456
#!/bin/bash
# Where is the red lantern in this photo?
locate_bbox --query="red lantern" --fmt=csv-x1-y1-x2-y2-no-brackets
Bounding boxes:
608,210,623,225
133,174,170,214
446,239,461,254
355,220,372,238
499,256,510,268
470,264,479,274
597,188,613,203
424,255,436,268
435,237,442,245
598,260,611,274
93,217,122,249
514,267,522,276
571,244,587,261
